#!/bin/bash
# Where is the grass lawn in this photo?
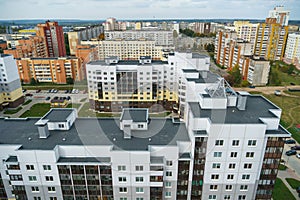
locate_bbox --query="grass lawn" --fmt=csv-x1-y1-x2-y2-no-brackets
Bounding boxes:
22,99,32,106
272,178,296,200
286,178,300,189
78,103,120,118
20,103,51,118
66,103,81,109
80,98,87,102
149,111,172,117
279,164,287,170
4,107,23,114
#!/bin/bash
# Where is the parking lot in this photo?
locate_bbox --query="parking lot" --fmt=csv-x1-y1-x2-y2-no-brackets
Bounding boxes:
283,139,300,177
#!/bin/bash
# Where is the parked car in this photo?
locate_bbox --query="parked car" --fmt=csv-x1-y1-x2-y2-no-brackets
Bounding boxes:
65,90,69,94
285,139,296,144
25,93,33,97
66,96,71,100
45,96,50,100
291,146,300,150
286,150,297,156
249,85,255,88
290,82,296,86
22,89,27,93
53,89,58,93
296,154,300,159
274,90,281,96
296,186,300,193
36,89,41,93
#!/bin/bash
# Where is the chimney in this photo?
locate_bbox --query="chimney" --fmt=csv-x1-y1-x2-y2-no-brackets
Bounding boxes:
35,120,50,138
236,91,249,110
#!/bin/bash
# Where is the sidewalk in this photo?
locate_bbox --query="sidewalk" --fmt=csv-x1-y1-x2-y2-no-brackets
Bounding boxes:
278,168,300,199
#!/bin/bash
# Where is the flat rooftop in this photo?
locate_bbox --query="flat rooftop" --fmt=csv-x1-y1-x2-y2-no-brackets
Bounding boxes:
121,108,148,122
186,71,220,84
189,95,279,124
42,109,73,122
192,53,209,59
0,118,190,151
88,60,168,66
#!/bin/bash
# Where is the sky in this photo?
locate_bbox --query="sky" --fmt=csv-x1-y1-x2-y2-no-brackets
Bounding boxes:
0,0,299,20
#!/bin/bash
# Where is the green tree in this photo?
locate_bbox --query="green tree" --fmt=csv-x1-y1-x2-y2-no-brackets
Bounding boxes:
64,33,70,56
226,65,242,87
66,77,74,85
30,78,37,85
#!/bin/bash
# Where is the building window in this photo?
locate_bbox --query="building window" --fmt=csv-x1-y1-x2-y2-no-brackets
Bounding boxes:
215,140,224,146
230,152,238,158
136,177,144,182
166,171,172,177
246,152,254,158
45,176,54,181
224,195,231,199
240,185,248,191
212,163,221,169
244,163,252,169
31,186,39,192
165,182,172,188
211,174,219,180
48,187,56,192
118,165,126,171
136,187,144,193
238,195,246,200
242,174,250,180
214,152,222,157
166,160,173,166
227,174,234,180
26,165,34,170
136,198,143,200
135,166,143,171
165,191,171,198
58,124,65,128
49,198,57,200
29,176,37,182
225,185,232,191
138,124,144,128
248,140,257,146
119,187,127,193
33,197,41,200
43,165,51,171
229,163,236,169
232,140,239,146
120,198,127,200
208,195,217,199
210,185,218,191
119,177,127,182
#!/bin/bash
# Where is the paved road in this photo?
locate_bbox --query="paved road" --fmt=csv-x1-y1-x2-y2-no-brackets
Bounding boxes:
282,142,300,178
234,85,300,95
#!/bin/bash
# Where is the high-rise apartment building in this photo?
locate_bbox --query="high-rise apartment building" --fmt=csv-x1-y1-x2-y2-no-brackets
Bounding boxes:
234,21,259,43
0,52,290,200
0,54,24,109
36,21,66,57
268,6,290,26
16,57,83,84
284,32,300,68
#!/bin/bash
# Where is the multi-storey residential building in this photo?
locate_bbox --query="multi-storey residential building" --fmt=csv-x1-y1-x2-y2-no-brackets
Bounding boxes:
104,30,174,46
67,26,104,55
234,21,259,43
191,22,211,34
284,32,300,68
0,54,24,109
81,39,174,61
36,21,66,57
16,57,83,84
0,53,290,200
268,6,290,26
254,21,288,61
4,36,47,59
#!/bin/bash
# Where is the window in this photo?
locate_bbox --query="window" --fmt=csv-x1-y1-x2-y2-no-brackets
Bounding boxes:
46,176,54,181
136,187,144,193
31,186,39,192
165,191,171,197
229,163,236,169
208,195,217,199
230,152,238,158
210,185,218,190
120,198,127,200
165,182,172,188
166,171,172,177
48,187,55,192
118,165,126,171
240,185,248,191
232,140,239,146
214,152,222,157
138,124,144,128
29,176,37,182
58,124,65,128
43,165,51,171
33,197,41,200
242,174,250,180
136,198,143,200
246,152,254,158
212,163,221,169
119,177,127,182
225,185,232,191
227,174,234,180
26,165,34,170
135,166,143,171
166,160,173,166
136,177,144,182
49,198,57,200
119,187,127,193
215,140,224,146
211,174,219,180
224,195,231,199
238,195,246,200
248,140,257,146
244,163,252,169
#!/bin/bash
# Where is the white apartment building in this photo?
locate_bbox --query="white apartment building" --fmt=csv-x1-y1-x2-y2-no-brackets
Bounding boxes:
268,6,290,26
104,30,174,46
284,32,300,68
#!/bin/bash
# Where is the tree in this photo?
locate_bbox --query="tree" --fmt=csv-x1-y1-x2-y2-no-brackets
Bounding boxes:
66,77,74,85
227,64,242,87
30,78,37,85
64,33,70,56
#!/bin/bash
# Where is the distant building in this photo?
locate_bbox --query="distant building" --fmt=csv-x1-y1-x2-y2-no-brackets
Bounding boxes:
284,32,300,68
16,57,83,84
268,6,290,26
193,22,211,34
0,54,24,109
36,21,66,57
104,17,117,31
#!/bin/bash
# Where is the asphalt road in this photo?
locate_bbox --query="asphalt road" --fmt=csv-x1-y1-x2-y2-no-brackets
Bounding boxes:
282,141,300,177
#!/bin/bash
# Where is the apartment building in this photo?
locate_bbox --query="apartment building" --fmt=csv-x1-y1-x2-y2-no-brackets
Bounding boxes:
284,32,300,68
81,39,174,61
0,55,290,200
233,21,259,43
104,30,174,46
268,6,290,26
36,21,66,57
16,57,83,84
4,36,47,59
67,26,104,55
0,54,24,109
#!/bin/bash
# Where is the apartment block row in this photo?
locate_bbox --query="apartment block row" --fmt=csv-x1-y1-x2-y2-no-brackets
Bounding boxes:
0,52,290,200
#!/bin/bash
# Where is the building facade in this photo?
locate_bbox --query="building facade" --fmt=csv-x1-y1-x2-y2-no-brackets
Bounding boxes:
268,6,290,26
233,21,259,43
36,21,66,57
284,32,300,68
16,57,83,84
0,54,24,109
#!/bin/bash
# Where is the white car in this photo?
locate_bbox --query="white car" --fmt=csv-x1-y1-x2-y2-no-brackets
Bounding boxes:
296,154,300,159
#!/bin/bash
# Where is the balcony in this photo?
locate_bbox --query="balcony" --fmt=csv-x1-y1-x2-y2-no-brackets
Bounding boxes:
150,181,163,187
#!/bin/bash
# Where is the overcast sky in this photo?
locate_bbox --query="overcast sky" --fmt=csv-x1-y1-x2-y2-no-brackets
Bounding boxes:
0,0,299,20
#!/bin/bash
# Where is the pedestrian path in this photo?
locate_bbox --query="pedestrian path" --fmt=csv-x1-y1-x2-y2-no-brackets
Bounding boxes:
278,168,300,199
